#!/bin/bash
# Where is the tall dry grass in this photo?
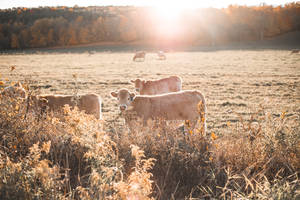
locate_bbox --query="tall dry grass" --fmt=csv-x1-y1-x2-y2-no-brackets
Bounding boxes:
111,105,300,199
0,79,155,199
204,106,300,199
0,75,299,199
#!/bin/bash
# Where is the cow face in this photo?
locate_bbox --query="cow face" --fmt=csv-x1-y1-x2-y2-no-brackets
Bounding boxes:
111,89,135,111
1,82,26,98
130,79,145,93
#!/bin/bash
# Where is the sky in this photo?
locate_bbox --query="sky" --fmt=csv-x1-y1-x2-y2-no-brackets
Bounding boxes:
0,0,296,9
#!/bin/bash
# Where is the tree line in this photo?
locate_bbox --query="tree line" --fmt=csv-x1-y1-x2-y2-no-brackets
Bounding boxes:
0,3,299,50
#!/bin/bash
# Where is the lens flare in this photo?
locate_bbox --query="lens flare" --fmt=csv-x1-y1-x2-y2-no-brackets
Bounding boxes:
152,1,189,40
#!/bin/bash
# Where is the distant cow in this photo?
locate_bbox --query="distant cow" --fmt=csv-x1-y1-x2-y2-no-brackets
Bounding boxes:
157,51,166,60
88,51,96,55
32,94,102,119
130,76,182,95
111,89,206,133
133,51,146,61
291,49,299,54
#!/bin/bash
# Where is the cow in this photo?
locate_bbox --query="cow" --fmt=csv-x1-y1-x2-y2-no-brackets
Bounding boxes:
157,51,166,60
133,51,146,61
111,88,206,134
130,76,182,95
291,49,299,54
88,50,96,56
32,94,102,119
1,82,102,119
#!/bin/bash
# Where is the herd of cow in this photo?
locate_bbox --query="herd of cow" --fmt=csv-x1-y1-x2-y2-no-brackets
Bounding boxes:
133,51,166,61
1,74,206,134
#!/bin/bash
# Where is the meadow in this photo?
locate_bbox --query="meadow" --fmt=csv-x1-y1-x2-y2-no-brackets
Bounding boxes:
1,50,299,133
0,49,299,199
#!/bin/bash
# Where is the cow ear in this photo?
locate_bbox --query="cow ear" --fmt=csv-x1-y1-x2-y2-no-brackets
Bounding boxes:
130,92,135,100
130,80,135,83
111,92,118,98
14,82,22,88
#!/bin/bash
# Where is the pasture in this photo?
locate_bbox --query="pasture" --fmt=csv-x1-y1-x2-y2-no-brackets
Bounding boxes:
0,49,299,199
1,50,299,134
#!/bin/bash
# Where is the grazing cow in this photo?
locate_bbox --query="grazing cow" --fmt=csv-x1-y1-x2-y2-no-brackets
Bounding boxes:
133,51,146,61
88,50,96,55
32,94,102,119
111,89,206,133
130,76,182,95
291,49,299,54
157,51,166,60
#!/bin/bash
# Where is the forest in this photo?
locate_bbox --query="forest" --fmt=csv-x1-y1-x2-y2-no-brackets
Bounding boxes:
0,2,299,50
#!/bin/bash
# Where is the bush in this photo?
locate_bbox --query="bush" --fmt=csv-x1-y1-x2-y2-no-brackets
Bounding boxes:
0,84,155,199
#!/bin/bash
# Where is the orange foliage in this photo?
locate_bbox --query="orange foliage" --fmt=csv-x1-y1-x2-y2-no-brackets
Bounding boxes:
0,3,299,49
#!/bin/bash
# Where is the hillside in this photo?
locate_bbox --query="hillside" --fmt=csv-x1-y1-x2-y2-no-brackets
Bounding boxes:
0,3,299,50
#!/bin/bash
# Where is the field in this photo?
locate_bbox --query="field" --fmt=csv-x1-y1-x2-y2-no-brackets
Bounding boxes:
0,49,299,199
1,50,299,133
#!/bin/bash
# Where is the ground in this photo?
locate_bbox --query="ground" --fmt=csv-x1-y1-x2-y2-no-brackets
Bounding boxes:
0,50,299,135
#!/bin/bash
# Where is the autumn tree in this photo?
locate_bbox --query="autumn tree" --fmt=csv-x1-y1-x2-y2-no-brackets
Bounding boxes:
19,29,31,48
0,4,299,50
0,24,10,49
10,33,20,48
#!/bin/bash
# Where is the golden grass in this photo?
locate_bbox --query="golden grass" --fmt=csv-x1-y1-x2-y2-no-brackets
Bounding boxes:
1,85,299,199
0,84,155,199
0,50,299,199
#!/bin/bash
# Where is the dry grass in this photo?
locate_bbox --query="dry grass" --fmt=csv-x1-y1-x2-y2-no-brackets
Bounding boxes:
0,83,155,199
0,50,298,133
0,50,299,199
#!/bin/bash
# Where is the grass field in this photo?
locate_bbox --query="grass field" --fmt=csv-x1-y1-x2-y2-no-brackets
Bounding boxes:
1,50,299,134
0,49,299,199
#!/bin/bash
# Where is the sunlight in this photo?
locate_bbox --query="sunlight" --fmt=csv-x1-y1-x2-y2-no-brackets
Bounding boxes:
151,1,210,39
153,1,191,39
154,2,185,21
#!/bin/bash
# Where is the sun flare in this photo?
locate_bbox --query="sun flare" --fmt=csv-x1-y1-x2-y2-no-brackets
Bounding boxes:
152,1,191,39
154,1,187,21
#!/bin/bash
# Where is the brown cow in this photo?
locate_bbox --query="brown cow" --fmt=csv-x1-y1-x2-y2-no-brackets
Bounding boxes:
1,83,102,119
291,49,299,54
133,51,146,61
111,89,206,133
130,76,182,95
32,94,102,119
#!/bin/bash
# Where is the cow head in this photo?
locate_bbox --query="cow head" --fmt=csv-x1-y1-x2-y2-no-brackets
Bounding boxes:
111,89,135,111
130,79,145,93
1,82,26,99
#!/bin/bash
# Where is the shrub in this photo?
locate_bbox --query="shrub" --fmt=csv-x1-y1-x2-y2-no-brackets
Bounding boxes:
0,83,155,199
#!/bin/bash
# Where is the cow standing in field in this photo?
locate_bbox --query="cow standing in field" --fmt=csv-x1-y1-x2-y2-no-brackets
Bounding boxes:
130,76,182,95
33,94,102,119
133,51,146,61
157,51,166,60
1,83,102,119
111,89,206,134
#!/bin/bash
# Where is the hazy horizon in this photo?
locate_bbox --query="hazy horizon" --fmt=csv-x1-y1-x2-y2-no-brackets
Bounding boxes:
0,0,296,9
